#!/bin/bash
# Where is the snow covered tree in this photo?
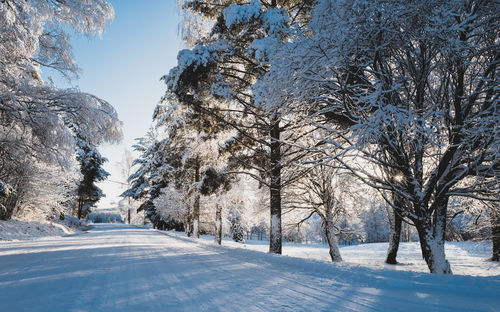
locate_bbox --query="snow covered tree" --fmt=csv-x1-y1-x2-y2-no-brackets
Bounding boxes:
199,166,235,244
152,93,229,238
76,138,109,219
0,179,16,220
123,93,227,235
462,199,500,261
153,186,186,231
361,203,390,244
119,149,135,224
276,0,499,273
228,203,245,243
0,0,122,219
167,0,317,254
122,129,172,229
285,164,362,262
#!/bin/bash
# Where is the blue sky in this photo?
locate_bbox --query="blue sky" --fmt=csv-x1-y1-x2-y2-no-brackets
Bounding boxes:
65,1,182,208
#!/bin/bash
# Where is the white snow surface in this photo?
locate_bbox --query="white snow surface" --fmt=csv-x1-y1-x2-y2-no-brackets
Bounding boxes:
0,224,498,311
0,218,76,241
208,237,500,277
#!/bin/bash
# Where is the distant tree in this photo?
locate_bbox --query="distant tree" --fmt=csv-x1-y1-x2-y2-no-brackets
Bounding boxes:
120,149,135,224
76,138,110,219
228,204,245,243
0,180,15,220
361,204,390,244
152,94,228,238
199,166,235,244
285,164,361,262
121,129,167,228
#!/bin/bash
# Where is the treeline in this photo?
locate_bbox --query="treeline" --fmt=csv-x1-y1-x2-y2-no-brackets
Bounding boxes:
0,1,121,221
123,0,499,274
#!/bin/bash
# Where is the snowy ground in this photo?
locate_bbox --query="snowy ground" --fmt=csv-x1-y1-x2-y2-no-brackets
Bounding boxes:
0,218,78,241
0,224,498,311
200,236,499,277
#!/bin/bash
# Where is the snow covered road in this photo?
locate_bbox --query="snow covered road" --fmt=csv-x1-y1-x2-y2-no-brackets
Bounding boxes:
0,224,499,311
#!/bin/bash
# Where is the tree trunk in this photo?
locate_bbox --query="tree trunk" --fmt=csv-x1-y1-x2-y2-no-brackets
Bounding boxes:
77,197,83,220
185,205,193,237
127,197,131,224
215,203,222,245
386,208,402,264
324,219,342,262
417,226,452,274
386,193,404,264
193,196,200,238
192,160,201,238
490,206,500,261
269,121,282,254
415,198,452,274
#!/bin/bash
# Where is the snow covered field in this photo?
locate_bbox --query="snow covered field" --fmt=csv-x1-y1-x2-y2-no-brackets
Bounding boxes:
0,224,499,311
199,235,499,277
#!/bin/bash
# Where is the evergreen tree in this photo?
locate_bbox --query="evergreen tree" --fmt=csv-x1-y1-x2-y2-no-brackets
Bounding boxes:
76,138,109,219
228,204,245,243
167,0,317,254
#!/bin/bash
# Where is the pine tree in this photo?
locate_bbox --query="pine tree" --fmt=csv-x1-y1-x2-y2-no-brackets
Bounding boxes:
76,138,109,220
167,0,317,254
228,204,245,243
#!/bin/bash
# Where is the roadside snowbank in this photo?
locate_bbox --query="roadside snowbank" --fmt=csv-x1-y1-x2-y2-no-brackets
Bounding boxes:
0,217,82,241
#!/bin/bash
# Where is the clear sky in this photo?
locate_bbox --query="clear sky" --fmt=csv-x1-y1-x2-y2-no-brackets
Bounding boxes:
65,0,182,208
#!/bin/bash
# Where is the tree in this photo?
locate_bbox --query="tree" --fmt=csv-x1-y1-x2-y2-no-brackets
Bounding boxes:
76,138,109,219
123,95,227,235
228,203,245,242
121,149,135,224
199,166,235,245
277,0,499,273
153,94,229,238
488,202,500,261
121,129,169,229
285,164,362,262
153,186,187,232
0,0,122,219
167,0,317,254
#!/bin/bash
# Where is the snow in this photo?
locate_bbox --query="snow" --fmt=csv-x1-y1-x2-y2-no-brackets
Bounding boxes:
164,42,227,91
260,7,289,35
0,224,498,311
249,37,275,61
0,218,80,241
199,235,499,277
223,0,261,28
